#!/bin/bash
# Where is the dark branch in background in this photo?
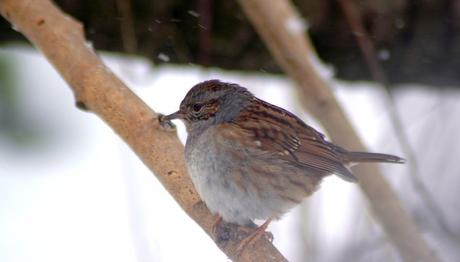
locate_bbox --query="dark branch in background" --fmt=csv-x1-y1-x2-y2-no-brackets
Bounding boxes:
0,0,286,261
337,0,387,85
2,0,460,86
337,0,460,243
115,0,137,53
198,0,213,66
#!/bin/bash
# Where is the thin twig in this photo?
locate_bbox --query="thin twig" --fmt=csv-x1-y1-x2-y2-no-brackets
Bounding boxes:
198,0,213,66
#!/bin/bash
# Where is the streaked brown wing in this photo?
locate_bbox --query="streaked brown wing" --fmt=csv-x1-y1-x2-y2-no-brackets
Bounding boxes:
218,99,357,182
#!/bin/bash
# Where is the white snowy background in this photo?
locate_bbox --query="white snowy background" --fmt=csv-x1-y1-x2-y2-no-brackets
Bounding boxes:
0,46,458,262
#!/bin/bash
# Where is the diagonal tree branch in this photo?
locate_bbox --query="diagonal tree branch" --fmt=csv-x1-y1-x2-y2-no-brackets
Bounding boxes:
0,0,286,261
236,0,437,261
337,0,460,244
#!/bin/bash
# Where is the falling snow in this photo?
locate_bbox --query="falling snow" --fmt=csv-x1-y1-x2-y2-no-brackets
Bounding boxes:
378,49,390,60
157,53,170,62
187,10,200,18
285,17,308,35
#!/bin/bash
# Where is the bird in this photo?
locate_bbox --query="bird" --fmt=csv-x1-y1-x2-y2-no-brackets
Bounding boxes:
160,79,404,251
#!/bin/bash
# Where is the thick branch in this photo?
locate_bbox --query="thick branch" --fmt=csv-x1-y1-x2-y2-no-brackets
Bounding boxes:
0,0,286,261
237,0,437,261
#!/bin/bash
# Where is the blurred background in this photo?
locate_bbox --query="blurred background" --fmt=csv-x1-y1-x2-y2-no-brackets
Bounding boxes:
1,0,459,261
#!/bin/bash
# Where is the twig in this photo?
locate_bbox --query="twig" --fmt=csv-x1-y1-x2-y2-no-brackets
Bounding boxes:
198,0,213,66
236,0,437,261
0,0,286,261
337,0,387,84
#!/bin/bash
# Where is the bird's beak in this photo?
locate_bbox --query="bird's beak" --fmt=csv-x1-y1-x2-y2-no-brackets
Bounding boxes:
161,110,184,121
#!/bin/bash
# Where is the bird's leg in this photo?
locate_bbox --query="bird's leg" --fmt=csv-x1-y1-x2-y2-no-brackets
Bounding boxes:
236,218,273,253
211,215,223,239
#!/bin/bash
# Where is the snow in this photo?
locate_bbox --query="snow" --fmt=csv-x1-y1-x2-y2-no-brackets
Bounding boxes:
0,47,457,262
187,10,200,18
285,17,308,35
157,53,170,62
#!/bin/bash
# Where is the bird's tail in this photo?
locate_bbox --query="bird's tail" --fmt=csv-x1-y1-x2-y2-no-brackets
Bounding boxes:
342,151,405,164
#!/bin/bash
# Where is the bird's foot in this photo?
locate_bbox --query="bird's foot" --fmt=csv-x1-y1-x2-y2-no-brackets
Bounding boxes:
236,218,273,254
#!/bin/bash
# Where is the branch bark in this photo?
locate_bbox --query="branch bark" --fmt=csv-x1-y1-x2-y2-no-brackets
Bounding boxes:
236,0,437,261
0,0,286,261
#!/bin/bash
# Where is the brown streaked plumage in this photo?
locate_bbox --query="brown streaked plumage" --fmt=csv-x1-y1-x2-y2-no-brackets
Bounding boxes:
161,79,405,251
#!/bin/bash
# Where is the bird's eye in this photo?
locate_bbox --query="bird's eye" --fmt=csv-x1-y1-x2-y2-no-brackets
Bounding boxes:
192,104,203,112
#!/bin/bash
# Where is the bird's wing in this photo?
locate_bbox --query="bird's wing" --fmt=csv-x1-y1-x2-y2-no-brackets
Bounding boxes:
215,99,357,182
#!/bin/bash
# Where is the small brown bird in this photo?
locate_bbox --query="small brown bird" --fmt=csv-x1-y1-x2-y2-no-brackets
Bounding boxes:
161,79,404,250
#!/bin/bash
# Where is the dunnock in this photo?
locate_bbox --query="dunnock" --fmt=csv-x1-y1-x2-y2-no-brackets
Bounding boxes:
161,79,404,250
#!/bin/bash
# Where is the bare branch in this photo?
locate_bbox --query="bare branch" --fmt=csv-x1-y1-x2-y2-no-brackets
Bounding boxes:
0,0,286,261
338,0,458,243
236,0,437,261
